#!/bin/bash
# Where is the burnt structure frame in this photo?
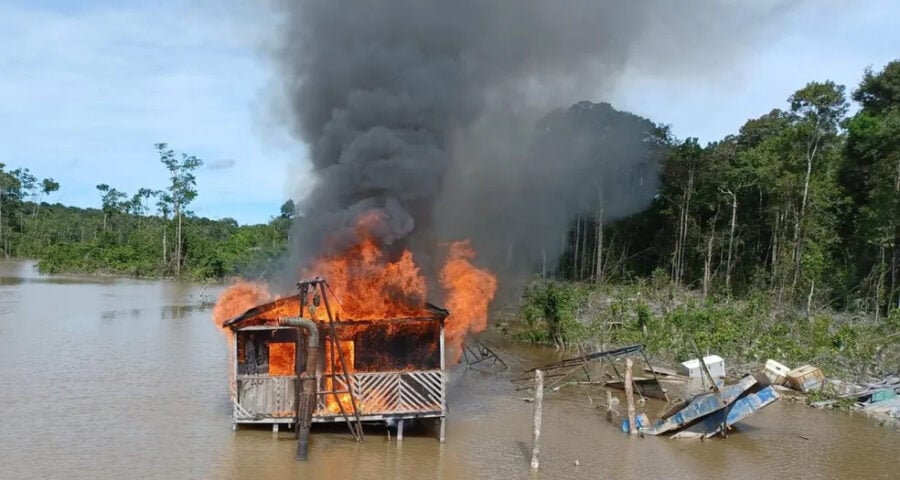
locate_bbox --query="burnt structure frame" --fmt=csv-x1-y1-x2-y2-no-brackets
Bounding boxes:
225,298,448,441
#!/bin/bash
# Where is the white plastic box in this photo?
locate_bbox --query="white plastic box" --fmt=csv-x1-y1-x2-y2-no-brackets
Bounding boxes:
764,359,791,386
678,355,726,380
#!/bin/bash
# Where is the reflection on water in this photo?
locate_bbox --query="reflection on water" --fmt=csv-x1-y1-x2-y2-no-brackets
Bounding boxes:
0,260,896,480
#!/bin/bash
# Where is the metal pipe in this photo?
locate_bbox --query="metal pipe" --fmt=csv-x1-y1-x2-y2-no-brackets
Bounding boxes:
280,317,319,461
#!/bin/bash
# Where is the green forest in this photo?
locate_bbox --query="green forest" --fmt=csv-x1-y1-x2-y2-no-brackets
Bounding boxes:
0,143,292,279
513,61,900,377
544,62,899,315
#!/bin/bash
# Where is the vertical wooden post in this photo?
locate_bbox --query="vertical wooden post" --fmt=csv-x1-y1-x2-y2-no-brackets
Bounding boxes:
397,419,404,442
531,369,544,469
605,390,614,421
439,321,447,443
625,358,636,434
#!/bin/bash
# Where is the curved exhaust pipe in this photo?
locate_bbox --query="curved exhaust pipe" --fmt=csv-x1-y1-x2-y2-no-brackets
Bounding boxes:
280,317,319,461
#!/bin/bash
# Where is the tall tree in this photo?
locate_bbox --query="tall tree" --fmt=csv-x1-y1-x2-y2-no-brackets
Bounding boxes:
155,143,203,276
0,164,22,256
786,81,848,295
33,178,60,219
843,61,900,315
96,184,127,233
280,199,296,219
661,138,703,286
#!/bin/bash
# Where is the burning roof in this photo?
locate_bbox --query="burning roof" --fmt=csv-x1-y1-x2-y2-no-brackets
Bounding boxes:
223,294,449,330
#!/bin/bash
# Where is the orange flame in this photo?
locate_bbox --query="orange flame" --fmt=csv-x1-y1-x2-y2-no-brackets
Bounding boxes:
304,215,428,320
212,280,272,330
441,240,498,360
323,340,357,414
268,342,296,376
211,213,498,370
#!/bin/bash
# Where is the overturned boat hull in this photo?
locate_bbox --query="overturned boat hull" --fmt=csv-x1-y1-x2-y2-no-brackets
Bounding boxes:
645,375,759,435
671,385,779,438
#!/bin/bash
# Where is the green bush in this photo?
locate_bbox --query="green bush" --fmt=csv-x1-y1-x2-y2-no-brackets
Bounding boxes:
509,279,899,380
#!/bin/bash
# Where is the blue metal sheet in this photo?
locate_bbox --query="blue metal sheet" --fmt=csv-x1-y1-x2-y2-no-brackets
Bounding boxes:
672,385,779,438
646,375,758,435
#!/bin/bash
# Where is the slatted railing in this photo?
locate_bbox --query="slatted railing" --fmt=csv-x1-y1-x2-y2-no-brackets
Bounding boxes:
315,370,445,418
233,370,446,422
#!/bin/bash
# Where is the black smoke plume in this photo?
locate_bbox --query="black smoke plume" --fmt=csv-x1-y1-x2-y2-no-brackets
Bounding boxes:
272,0,791,292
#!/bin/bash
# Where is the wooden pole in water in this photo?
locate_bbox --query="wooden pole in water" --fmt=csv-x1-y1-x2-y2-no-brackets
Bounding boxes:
625,358,636,434
531,369,544,469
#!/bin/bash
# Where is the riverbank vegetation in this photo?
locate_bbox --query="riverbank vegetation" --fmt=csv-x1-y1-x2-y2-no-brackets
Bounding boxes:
505,61,900,378
506,278,897,379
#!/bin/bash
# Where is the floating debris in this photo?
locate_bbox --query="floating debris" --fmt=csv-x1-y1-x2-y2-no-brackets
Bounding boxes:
513,344,669,401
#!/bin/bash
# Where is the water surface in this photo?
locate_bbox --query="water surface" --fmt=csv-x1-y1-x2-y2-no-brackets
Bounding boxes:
0,260,895,479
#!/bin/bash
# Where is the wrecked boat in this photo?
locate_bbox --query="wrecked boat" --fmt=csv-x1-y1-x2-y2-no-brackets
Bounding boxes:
645,374,779,438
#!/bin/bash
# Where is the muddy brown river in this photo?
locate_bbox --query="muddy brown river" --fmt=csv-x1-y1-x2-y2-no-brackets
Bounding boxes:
0,260,896,479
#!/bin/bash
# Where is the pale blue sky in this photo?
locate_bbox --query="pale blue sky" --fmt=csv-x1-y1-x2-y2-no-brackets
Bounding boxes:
2,1,898,224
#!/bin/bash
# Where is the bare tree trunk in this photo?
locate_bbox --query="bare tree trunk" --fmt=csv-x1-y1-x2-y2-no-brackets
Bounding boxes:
771,211,780,286
806,279,815,319
673,168,694,285
876,247,885,321
573,217,581,281
595,188,604,284
605,235,616,281
581,217,589,280
176,210,182,276
162,224,168,270
681,168,694,284
725,189,737,294
792,132,821,291
32,193,43,220
672,207,681,284
703,234,714,298
541,249,546,280
893,247,898,313
702,211,719,298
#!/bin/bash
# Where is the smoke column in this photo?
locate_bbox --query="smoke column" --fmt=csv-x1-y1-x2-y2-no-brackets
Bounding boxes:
272,0,793,292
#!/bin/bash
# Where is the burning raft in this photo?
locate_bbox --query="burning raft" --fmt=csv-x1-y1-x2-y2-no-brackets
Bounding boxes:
224,281,448,442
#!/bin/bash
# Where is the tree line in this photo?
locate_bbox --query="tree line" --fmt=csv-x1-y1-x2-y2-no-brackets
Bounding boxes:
550,61,899,320
1,60,898,323
0,143,294,279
